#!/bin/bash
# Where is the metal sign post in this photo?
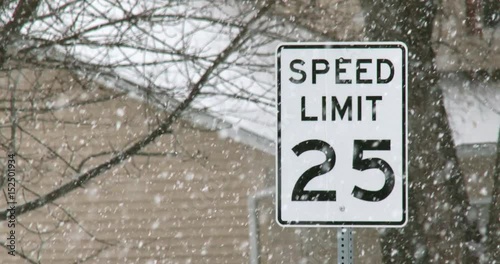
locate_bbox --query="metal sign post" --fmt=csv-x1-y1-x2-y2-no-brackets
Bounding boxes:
337,228,354,264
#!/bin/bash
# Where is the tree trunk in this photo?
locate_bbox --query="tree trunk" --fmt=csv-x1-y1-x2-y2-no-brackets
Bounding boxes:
359,0,479,263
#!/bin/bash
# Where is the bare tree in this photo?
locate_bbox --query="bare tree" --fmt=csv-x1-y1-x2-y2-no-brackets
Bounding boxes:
0,0,299,262
1,0,496,263
271,0,497,262
359,0,495,263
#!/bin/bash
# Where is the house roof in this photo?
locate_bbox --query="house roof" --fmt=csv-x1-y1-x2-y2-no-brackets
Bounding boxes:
441,73,500,145
83,55,500,156
91,70,276,154
32,2,498,155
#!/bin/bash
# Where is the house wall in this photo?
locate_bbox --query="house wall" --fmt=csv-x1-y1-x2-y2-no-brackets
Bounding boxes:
457,143,497,229
0,68,274,263
0,68,382,263
257,197,383,264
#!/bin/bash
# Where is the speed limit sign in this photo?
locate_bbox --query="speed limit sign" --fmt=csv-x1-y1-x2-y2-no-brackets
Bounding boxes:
276,43,408,227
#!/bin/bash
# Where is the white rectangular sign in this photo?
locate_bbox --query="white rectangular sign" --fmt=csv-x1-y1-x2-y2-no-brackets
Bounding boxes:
276,43,408,227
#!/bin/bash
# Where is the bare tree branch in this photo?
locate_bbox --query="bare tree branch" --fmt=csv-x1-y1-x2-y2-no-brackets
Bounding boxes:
0,241,39,264
2,0,42,34
0,0,275,221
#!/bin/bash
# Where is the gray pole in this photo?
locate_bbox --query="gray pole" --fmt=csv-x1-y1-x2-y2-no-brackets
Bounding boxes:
248,188,274,264
337,228,354,264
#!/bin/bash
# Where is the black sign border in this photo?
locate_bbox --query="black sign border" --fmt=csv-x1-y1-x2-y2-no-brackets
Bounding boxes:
276,43,408,227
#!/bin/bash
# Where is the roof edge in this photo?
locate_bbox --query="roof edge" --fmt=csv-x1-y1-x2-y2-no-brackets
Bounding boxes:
91,71,276,155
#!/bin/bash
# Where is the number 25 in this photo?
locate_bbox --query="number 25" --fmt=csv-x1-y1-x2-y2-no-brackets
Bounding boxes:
291,139,395,202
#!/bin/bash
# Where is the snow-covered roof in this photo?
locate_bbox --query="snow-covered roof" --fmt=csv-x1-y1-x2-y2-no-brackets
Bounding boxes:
86,56,500,156
441,74,500,145
28,1,498,153
91,69,276,154
27,1,312,154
